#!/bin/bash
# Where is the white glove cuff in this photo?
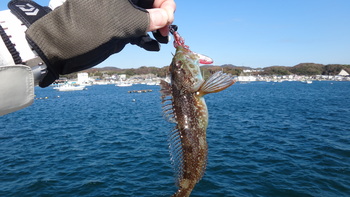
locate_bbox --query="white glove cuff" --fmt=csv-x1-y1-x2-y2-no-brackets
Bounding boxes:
0,9,41,116
0,35,34,116
0,65,34,116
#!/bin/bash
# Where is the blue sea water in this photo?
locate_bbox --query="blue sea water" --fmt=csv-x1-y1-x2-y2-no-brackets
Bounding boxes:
0,81,349,197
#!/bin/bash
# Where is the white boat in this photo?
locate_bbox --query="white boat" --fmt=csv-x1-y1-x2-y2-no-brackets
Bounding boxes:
115,82,132,87
54,84,86,91
301,80,313,84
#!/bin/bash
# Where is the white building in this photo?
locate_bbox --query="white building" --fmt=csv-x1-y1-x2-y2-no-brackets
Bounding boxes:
77,72,90,84
119,74,127,81
338,69,349,76
237,75,257,82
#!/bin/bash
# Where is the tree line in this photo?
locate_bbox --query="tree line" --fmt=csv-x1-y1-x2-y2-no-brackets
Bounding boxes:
260,63,350,76
61,63,350,79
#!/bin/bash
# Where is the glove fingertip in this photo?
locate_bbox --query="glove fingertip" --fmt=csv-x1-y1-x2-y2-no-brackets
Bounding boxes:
39,72,57,88
152,30,169,44
143,39,160,51
131,35,161,51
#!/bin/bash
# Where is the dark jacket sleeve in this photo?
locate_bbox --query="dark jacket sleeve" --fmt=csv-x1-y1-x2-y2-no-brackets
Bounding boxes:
26,0,151,87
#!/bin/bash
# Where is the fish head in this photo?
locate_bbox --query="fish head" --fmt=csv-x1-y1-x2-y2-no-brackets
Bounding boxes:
170,46,204,92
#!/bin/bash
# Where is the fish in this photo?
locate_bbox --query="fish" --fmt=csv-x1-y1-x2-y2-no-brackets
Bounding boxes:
160,26,236,197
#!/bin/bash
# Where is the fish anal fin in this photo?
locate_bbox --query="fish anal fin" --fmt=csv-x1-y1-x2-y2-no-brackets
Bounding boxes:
168,127,185,186
198,71,235,96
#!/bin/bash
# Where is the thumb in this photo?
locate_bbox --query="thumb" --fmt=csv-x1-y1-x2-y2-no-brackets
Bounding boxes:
147,8,169,32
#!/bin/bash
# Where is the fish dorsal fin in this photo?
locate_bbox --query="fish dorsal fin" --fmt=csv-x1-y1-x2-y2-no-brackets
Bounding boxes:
160,80,185,185
198,71,235,96
160,80,177,124
160,80,172,98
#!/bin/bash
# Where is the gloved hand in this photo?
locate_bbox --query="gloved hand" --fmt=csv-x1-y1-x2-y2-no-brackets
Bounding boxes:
17,0,171,87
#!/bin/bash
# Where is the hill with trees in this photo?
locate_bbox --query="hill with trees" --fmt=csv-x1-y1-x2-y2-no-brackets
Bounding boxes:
62,63,350,79
260,63,350,76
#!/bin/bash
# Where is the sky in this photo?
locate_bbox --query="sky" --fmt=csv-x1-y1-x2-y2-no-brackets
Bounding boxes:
1,0,350,69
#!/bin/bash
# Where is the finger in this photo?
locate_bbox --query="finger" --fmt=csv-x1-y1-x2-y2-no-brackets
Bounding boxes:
153,0,176,24
147,8,168,33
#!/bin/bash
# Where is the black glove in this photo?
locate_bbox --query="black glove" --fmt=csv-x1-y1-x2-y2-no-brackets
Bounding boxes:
10,0,168,87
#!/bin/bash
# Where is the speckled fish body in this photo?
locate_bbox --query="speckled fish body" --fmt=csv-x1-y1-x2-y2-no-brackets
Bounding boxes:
160,31,235,197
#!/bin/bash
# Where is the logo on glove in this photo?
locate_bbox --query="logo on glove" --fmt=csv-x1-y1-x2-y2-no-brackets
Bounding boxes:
16,3,39,16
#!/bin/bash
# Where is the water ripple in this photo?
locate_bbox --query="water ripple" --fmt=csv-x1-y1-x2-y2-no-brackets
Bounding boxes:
1,82,349,196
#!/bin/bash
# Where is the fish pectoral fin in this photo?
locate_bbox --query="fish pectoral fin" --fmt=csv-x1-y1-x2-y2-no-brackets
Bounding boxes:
198,71,235,95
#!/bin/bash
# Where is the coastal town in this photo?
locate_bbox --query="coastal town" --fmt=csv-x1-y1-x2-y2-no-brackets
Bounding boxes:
237,68,350,82
51,67,350,91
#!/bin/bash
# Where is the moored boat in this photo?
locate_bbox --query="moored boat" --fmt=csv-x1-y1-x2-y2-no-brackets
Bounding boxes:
54,84,86,91
115,82,132,87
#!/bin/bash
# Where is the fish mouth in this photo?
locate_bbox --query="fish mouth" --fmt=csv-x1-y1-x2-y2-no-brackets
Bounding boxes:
170,25,213,65
193,52,213,64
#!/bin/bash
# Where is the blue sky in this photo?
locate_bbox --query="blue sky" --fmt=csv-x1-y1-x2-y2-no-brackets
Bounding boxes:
1,0,350,68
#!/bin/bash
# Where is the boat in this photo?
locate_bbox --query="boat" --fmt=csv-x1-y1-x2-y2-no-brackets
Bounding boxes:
301,80,313,84
115,82,133,87
54,84,86,91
